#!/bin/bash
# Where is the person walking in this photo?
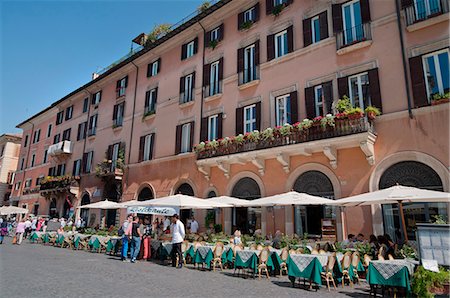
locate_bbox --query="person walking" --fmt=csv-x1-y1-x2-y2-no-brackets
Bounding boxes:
170,214,185,268
130,216,142,263
24,217,32,239
121,215,133,261
142,217,152,261
190,217,199,234
0,219,7,244
15,219,26,245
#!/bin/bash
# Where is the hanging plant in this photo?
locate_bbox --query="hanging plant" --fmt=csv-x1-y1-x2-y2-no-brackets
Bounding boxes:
208,39,219,50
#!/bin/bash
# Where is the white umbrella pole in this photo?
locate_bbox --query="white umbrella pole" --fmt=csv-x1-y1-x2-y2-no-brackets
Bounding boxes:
398,201,409,242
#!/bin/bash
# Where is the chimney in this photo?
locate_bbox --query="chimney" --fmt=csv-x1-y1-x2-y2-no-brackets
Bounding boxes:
92,72,100,80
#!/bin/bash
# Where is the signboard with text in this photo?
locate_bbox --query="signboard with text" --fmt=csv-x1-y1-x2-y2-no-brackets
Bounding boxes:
127,206,178,216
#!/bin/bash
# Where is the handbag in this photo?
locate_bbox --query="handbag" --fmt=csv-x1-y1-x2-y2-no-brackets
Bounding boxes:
12,235,17,244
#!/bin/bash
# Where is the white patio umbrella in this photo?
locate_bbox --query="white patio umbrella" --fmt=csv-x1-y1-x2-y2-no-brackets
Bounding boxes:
331,185,450,241
206,196,250,207
240,191,334,207
77,199,126,209
125,194,232,209
0,206,29,215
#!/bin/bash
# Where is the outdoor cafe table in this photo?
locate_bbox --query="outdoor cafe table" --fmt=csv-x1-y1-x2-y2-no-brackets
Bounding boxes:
106,236,122,254
30,231,44,242
234,249,282,275
88,235,110,251
367,260,415,293
286,254,324,286
73,234,90,249
192,245,231,269
151,240,173,259
42,232,57,244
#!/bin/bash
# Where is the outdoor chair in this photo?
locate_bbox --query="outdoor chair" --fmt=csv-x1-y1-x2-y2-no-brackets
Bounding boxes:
289,249,297,255
279,247,289,276
212,242,224,271
294,248,302,254
378,254,385,261
249,243,257,250
341,252,354,288
364,254,372,268
321,252,337,291
351,252,361,284
181,241,189,266
256,244,264,251
323,242,331,252
258,248,270,280
319,249,326,254
388,254,395,260
311,249,319,255
232,245,243,276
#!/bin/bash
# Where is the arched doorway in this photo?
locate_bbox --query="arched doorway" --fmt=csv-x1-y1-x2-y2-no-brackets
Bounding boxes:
138,187,154,201
231,177,261,234
49,198,58,218
63,199,71,219
80,194,90,226
293,171,335,237
379,161,445,242
205,190,217,229
104,179,120,228
176,183,195,224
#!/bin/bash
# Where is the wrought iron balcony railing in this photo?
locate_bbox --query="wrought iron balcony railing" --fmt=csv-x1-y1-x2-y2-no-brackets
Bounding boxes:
404,0,449,26
336,23,372,50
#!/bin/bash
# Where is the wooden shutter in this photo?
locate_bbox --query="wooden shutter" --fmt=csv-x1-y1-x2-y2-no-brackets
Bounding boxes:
154,87,158,104
116,80,120,90
189,121,195,152
157,58,161,73
145,90,150,109
255,102,262,131
332,4,343,33
237,48,244,73
254,3,260,21
218,57,224,81
235,107,244,134
193,37,199,54
267,34,275,61
77,123,82,141
149,133,155,160
112,104,118,120
217,113,223,139
368,68,383,112
200,117,208,142
409,56,428,108
181,44,187,60
287,25,294,53
255,40,260,66
401,0,413,8
238,11,244,30
305,86,316,119
360,0,371,23
107,145,113,160
218,24,224,41
204,30,211,47
203,63,210,87
91,94,96,104
337,76,349,99
124,76,128,87
175,125,182,154
319,11,329,39
191,72,196,94
82,153,87,173
290,91,299,123
323,81,334,114
147,63,151,77
139,136,145,162
266,0,274,15
180,76,185,95
303,18,312,47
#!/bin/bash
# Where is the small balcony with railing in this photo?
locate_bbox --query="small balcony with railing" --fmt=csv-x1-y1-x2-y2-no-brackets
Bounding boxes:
48,140,73,157
195,116,377,180
204,81,223,101
39,176,79,195
238,66,260,90
336,23,372,55
179,90,195,105
113,117,123,129
95,159,124,180
404,0,449,31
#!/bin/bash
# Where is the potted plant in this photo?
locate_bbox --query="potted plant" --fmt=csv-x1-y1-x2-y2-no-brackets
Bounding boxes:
431,92,450,105
320,114,336,128
412,266,450,298
365,106,381,120
346,107,364,120
208,39,218,50
240,20,254,30
336,96,353,113
197,1,211,13
272,3,285,16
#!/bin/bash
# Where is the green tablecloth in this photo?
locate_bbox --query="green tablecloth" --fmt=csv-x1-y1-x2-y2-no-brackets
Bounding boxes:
223,247,234,263
287,255,324,285
193,247,214,269
88,237,101,250
367,262,412,292
56,234,64,245
268,252,282,271
234,250,259,273
73,236,81,249
30,232,40,242
184,245,195,259
42,233,50,243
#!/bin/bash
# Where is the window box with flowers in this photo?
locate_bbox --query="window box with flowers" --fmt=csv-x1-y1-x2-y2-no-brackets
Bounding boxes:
431,92,450,106
40,175,79,191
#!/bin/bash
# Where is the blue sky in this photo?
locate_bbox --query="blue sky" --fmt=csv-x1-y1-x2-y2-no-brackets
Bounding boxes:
0,0,205,134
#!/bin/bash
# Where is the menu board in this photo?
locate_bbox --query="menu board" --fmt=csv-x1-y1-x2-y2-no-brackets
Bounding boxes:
416,223,450,266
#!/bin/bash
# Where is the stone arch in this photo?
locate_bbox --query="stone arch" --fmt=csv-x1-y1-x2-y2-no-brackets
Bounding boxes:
203,186,219,198
134,183,156,201
171,179,198,197
226,171,266,197
231,177,261,199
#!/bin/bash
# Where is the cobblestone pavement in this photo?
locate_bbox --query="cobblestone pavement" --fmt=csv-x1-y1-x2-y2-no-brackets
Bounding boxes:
0,238,370,298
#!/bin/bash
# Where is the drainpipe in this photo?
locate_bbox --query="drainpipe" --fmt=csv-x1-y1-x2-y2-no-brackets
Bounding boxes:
395,0,414,119
198,21,207,142
18,121,34,215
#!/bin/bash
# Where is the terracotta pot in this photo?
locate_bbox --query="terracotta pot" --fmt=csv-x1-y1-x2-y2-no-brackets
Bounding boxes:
367,111,377,120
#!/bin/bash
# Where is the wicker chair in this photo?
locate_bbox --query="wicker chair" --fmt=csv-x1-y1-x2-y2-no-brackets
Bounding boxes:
212,242,224,271
233,245,243,276
351,252,361,284
388,254,395,260
249,243,257,250
311,249,319,255
279,248,289,276
290,249,297,255
341,252,354,287
258,248,270,279
256,244,264,251
319,249,326,254
321,252,337,291
364,254,372,268
181,241,189,265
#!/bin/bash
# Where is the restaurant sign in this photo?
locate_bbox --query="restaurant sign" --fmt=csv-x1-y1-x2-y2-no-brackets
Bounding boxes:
127,206,178,216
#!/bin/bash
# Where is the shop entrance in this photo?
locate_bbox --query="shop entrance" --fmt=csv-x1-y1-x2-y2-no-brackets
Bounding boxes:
176,183,194,224
231,177,261,234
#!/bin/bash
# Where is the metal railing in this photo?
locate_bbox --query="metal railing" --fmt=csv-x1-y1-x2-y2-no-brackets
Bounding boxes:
113,117,123,128
404,0,448,26
336,22,372,50
238,66,260,86
88,127,96,137
116,87,126,98
179,90,195,104
197,117,373,159
204,81,222,97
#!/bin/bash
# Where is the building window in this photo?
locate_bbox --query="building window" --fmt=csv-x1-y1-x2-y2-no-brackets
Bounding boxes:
33,129,41,144
53,133,60,144
139,134,154,162
244,7,256,22
20,158,25,170
243,44,257,84
110,143,120,171
275,94,291,126
88,114,98,136
83,151,94,173
113,102,125,127
181,123,191,153
148,59,160,77
73,159,81,176
62,128,71,141
30,154,36,168
25,179,32,188
414,0,442,20
180,73,194,104
186,41,195,58
56,111,64,125
342,0,363,45
116,76,128,98
348,72,370,109
274,0,289,5
182,38,198,60
48,167,56,177
83,98,89,113
244,104,257,133
422,49,450,101
43,149,48,164
92,91,102,105
65,105,73,120
57,164,66,176
209,61,220,96
47,124,52,138
77,122,87,141
314,85,324,117
36,177,43,186
275,30,288,58
311,16,321,44
210,27,220,42
208,115,218,141
145,88,157,115
15,181,21,191
24,135,29,147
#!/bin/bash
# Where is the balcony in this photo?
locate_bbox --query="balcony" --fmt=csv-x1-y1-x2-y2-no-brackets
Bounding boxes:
195,117,377,180
203,82,223,101
404,0,449,30
238,66,260,89
336,23,372,55
39,176,79,195
179,91,194,106
48,140,73,157
95,160,124,180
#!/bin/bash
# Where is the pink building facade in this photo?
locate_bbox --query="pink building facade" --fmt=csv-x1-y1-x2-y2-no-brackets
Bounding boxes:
11,0,449,241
